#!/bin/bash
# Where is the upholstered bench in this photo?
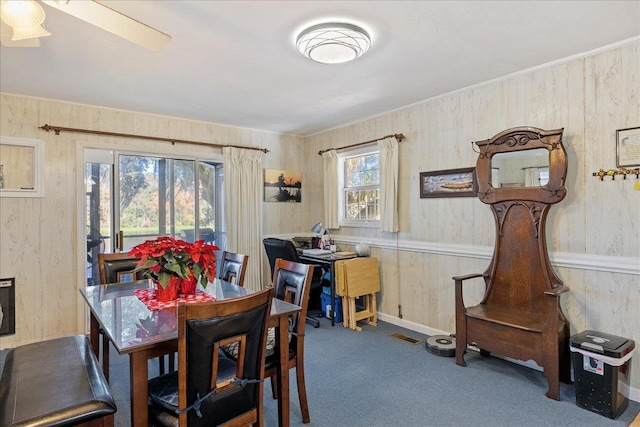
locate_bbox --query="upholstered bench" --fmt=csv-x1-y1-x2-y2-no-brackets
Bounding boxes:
0,335,116,427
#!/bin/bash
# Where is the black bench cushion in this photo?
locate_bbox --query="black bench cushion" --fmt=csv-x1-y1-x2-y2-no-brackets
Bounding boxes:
0,335,116,427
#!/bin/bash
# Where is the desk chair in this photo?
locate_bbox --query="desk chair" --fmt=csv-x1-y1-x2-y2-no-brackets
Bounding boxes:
98,252,172,378
262,237,326,328
147,288,273,426
217,251,249,287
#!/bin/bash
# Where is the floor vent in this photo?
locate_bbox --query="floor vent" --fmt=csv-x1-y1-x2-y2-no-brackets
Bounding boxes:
390,333,422,345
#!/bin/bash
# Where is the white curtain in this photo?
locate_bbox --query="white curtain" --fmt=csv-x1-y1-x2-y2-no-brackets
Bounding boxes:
524,168,539,187
322,150,339,230
223,147,264,292
378,138,399,232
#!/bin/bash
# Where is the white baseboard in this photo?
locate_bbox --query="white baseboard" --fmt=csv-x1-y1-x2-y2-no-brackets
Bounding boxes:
377,312,639,403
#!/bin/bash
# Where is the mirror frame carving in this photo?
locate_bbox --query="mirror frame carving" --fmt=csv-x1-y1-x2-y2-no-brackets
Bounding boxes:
474,127,566,205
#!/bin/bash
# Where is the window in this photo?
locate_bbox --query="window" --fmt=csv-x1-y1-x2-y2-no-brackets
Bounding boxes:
84,149,224,285
339,148,380,226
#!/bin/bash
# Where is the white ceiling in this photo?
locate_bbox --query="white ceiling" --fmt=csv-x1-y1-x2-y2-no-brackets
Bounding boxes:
1,1,639,136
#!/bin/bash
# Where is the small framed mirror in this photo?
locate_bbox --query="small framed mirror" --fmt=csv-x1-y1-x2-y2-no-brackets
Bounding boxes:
490,148,549,189
0,136,45,197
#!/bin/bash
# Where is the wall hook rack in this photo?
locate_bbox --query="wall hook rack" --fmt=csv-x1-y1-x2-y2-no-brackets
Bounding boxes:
592,168,640,181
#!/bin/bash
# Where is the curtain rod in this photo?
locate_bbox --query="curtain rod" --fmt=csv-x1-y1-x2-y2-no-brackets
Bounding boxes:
317,133,405,156
39,124,270,153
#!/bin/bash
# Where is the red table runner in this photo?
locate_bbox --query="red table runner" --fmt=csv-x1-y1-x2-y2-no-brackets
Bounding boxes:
134,288,216,311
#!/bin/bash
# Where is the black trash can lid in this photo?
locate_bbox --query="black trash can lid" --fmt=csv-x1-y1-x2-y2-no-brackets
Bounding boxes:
570,330,635,358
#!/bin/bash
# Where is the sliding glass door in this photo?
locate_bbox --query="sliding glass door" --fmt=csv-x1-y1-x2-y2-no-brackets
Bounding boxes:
84,149,224,285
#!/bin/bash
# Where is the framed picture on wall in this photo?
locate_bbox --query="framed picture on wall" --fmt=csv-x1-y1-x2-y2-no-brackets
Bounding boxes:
616,126,640,167
264,169,302,202
420,167,477,198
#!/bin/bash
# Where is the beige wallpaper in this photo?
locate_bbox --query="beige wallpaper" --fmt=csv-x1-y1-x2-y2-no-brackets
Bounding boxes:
0,41,638,395
305,42,640,393
0,95,309,347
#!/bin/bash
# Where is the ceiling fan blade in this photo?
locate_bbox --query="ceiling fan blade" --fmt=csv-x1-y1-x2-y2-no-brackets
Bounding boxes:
41,0,170,52
0,21,41,47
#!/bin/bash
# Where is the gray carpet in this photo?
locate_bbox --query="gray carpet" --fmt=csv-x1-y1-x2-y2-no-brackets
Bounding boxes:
2,319,639,426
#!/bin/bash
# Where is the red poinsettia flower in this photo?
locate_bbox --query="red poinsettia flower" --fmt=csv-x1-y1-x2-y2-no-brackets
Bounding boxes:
128,236,220,289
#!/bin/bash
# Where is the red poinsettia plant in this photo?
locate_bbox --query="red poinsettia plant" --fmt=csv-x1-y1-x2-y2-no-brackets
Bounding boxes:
128,236,219,289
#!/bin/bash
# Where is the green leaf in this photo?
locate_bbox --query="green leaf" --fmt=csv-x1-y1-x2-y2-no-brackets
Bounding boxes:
157,271,171,288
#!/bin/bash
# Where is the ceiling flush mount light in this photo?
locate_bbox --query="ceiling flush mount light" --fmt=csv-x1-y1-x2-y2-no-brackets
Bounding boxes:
0,0,51,40
296,22,370,64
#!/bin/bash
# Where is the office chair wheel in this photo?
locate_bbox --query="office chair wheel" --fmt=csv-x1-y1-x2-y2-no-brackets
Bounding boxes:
306,316,320,328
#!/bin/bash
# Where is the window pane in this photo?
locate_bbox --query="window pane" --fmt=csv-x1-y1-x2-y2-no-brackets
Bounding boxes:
85,162,111,285
344,188,380,221
119,155,161,250
341,152,381,222
362,170,378,186
364,154,379,170
174,159,196,237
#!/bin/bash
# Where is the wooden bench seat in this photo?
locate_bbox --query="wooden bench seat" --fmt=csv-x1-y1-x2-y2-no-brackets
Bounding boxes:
466,305,546,333
0,335,116,427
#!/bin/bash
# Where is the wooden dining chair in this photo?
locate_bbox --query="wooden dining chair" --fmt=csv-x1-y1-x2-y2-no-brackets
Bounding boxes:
98,252,173,378
217,251,249,287
266,258,313,423
98,252,141,380
98,252,140,285
147,288,274,426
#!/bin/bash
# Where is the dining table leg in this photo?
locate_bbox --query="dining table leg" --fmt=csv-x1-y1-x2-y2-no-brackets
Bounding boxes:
89,312,100,356
130,351,149,427
277,315,290,427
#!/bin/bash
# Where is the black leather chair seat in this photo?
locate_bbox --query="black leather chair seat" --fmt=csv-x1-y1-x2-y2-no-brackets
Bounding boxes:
0,335,116,427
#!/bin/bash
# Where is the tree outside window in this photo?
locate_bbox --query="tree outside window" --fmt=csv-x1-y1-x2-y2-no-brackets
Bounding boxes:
343,152,380,221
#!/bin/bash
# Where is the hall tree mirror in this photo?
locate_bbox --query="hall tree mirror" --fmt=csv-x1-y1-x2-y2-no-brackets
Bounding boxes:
0,136,45,197
490,148,549,188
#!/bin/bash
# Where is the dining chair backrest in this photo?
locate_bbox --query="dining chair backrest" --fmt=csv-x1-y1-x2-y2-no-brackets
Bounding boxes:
263,258,314,423
148,288,273,426
217,251,249,287
272,259,313,353
98,252,141,284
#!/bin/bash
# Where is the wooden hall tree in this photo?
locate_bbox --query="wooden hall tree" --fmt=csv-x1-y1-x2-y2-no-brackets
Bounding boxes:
453,126,571,400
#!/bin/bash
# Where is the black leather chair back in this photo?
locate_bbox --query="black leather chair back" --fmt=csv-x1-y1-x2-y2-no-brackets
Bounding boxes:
218,251,248,286
262,238,300,280
184,290,271,425
272,259,312,348
98,253,141,284
148,288,273,426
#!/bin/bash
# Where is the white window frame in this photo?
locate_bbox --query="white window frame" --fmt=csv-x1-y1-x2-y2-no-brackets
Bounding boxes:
0,136,45,198
338,145,380,228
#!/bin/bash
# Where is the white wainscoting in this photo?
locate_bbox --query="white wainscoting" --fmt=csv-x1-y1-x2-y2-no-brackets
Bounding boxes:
273,233,640,276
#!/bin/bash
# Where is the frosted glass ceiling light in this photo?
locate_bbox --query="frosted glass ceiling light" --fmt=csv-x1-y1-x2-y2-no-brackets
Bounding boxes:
0,0,51,40
296,22,370,64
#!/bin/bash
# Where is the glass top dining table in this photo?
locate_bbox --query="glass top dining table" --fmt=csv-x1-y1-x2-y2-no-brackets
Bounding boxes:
80,278,300,427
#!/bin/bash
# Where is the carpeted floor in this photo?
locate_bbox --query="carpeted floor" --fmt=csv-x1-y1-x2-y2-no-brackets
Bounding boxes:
2,319,639,426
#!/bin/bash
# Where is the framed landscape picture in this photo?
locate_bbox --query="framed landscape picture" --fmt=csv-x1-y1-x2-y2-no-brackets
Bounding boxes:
420,167,477,198
264,169,302,202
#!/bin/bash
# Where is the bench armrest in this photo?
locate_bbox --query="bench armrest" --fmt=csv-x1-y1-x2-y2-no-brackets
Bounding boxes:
452,273,488,282
454,273,489,312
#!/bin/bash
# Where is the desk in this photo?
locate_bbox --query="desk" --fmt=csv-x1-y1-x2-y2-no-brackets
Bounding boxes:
80,279,300,427
298,253,356,326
